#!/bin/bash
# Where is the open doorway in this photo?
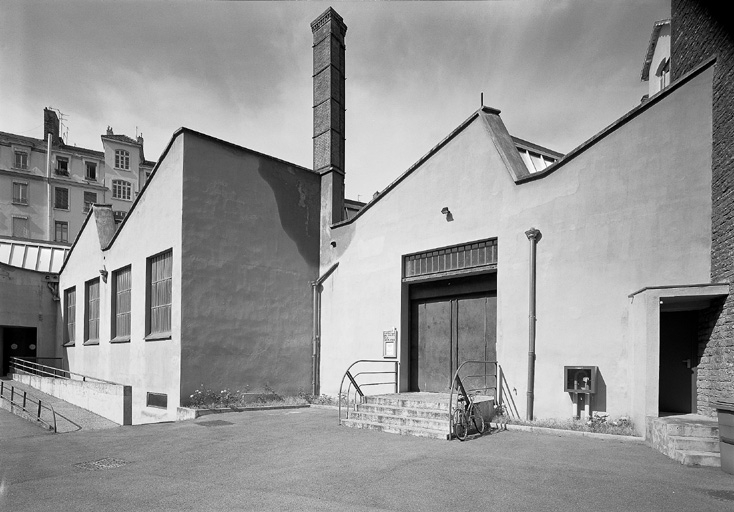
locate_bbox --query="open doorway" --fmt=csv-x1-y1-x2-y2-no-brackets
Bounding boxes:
1,326,37,376
659,311,697,414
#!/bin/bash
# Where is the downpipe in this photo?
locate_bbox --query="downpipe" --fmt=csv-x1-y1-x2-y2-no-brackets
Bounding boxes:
311,262,339,396
525,228,541,421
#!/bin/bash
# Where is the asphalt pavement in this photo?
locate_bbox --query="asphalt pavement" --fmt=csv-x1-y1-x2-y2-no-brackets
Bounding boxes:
1,407,733,511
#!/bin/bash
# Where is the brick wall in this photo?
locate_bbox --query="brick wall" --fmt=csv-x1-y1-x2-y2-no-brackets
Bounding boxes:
672,0,734,414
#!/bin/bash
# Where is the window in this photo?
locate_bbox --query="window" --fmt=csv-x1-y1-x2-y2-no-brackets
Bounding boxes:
112,180,132,201
147,250,172,337
12,182,28,205
55,221,68,242
85,162,97,181
55,187,69,209
14,151,28,170
146,392,168,409
83,191,97,213
85,278,100,343
115,150,130,170
12,216,29,238
55,156,69,176
112,266,132,340
64,288,76,345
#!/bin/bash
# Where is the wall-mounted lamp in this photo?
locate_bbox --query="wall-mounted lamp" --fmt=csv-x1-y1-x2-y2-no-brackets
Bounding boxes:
441,207,453,222
100,267,108,283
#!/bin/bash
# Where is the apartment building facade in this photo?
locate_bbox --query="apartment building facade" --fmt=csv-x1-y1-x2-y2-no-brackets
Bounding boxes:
0,108,155,245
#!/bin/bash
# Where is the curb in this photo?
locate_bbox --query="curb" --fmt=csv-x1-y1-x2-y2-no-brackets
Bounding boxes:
490,422,644,443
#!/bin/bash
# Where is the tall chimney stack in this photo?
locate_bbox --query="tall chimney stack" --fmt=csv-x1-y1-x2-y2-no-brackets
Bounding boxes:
44,108,61,147
311,7,347,227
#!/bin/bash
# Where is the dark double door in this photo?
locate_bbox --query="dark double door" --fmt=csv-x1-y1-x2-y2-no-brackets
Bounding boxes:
409,274,497,392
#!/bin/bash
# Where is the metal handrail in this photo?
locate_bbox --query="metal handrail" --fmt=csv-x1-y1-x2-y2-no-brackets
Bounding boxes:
0,380,57,432
338,360,399,425
9,357,118,385
448,360,502,439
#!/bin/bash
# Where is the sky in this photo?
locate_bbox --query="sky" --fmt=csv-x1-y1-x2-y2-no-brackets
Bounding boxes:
0,0,670,202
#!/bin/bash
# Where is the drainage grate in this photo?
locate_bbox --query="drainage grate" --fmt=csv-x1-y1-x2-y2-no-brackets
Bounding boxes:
196,420,234,427
74,458,129,471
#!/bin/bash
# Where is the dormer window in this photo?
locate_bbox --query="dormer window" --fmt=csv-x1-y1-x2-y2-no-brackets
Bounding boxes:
115,149,130,170
656,57,670,91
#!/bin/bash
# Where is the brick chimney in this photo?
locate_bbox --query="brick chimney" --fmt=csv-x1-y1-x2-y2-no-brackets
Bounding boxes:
44,108,61,147
312,7,347,227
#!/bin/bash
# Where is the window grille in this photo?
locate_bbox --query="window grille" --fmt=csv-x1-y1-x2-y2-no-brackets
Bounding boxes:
65,288,76,344
86,279,100,341
404,238,498,279
148,250,172,335
113,266,132,339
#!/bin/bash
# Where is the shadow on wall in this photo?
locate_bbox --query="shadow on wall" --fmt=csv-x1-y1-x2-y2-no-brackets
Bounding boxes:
257,161,320,269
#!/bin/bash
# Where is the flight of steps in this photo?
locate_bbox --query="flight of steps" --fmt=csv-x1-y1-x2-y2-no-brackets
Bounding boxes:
647,414,720,467
341,393,452,440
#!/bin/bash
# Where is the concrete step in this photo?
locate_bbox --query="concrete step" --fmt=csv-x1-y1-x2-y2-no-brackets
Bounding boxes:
357,403,449,420
341,418,449,440
348,410,449,431
669,435,720,453
673,450,721,467
365,395,451,411
664,421,719,439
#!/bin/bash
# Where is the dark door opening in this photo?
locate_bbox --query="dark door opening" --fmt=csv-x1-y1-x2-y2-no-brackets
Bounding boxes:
1,327,37,376
409,273,496,392
659,311,698,414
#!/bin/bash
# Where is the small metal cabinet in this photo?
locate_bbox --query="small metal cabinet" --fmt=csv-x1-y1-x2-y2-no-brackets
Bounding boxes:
564,366,598,394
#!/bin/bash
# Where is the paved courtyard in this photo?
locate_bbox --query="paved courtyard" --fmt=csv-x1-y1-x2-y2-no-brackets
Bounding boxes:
1,406,733,511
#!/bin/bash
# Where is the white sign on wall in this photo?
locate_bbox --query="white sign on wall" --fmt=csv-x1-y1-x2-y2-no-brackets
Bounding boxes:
383,328,397,358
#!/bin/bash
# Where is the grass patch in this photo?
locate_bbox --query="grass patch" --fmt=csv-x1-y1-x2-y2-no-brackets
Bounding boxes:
185,385,346,409
495,412,637,436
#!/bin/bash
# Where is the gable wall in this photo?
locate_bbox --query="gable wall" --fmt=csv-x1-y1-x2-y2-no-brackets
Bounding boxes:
319,64,714,421
180,134,320,400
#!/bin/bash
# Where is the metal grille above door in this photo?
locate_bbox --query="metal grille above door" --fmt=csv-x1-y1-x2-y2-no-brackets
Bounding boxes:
403,238,497,281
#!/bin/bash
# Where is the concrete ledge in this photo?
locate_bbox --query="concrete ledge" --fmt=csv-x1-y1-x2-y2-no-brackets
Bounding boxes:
12,374,131,425
491,422,644,443
177,404,311,421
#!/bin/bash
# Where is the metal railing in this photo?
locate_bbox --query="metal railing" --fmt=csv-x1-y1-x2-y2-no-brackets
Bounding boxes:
0,380,57,432
9,357,117,385
338,360,399,425
448,360,502,439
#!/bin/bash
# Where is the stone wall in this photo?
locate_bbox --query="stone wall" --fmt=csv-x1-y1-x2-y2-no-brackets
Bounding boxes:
672,0,734,414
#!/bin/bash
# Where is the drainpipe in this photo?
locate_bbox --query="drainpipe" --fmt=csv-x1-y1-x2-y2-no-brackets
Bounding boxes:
311,262,339,396
525,228,542,420
46,133,52,241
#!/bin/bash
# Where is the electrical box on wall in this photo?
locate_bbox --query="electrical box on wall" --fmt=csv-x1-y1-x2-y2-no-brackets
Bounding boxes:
564,366,598,394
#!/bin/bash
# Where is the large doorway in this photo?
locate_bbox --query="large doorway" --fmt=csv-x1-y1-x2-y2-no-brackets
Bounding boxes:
1,326,37,376
409,273,496,392
659,311,698,414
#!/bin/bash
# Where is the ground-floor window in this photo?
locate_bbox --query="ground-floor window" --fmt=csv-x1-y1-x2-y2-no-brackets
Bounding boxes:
147,249,172,336
85,278,100,343
112,266,132,340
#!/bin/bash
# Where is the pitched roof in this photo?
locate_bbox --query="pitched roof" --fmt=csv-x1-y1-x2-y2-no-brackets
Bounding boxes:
0,130,105,159
641,19,671,81
101,133,140,146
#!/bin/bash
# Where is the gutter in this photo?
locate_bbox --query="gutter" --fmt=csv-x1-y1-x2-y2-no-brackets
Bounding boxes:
46,134,52,241
311,262,339,396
